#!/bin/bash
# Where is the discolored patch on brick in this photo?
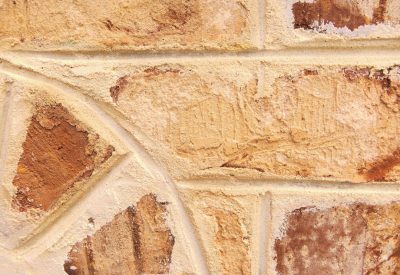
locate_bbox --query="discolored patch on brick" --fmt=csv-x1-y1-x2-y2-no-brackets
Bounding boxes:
292,0,397,31
179,190,252,274
12,104,114,212
275,203,400,274
360,148,400,181
64,194,174,275
0,0,255,51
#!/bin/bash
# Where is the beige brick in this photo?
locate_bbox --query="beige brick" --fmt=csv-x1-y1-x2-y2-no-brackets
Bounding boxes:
265,0,400,48
274,197,400,275
179,189,258,275
2,59,399,182
110,63,400,182
0,0,258,51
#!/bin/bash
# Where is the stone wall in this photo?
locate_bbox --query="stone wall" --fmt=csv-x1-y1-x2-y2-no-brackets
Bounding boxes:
0,0,400,274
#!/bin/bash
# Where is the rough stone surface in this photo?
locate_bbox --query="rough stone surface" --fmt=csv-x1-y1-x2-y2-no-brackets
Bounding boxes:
0,0,257,51
265,0,400,48
180,190,253,274
292,0,400,31
109,64,400,182
12,104,114,212
0,0,399,273
64,194,174,275
275,202,400,275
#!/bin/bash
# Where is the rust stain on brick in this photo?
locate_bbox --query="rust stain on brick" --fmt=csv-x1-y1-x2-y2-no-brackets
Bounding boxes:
343,65,400,111
12,104,114,212
110,66,181,103
102,0,198,36
292,0,389,31
275,203,400,274
110,75,129,103
372,0,388,24
360,148,400,181
64,194,174,275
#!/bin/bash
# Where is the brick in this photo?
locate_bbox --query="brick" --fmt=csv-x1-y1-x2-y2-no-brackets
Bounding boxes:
226,65,400,182
64,194,174,275
110,63,400,182
266,0,400,48
4,60,400,182
0,0,258,51
275,202,400,274
179,189,257,274
12,104,114,212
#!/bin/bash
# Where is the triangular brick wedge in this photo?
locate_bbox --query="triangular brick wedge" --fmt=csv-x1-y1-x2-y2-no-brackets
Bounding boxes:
0,74,127,249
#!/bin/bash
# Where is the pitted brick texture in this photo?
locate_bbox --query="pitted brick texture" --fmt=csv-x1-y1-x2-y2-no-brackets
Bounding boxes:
0,0,257,51
292,0,400,31
275,203,400,274
0,0,399,274
12,104,114,212
64,194,174,275
109,64,400,182
180,190,253,275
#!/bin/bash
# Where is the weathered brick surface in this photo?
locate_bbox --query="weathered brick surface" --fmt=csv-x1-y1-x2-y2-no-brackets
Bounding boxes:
6,60,400,182
64,194,174,275
179,189,256,275
85,62,399,182
0,0,400,274
12,104,114,212
292,0,400,31
275,202,400,274
266,0,400,47
0,0,258,51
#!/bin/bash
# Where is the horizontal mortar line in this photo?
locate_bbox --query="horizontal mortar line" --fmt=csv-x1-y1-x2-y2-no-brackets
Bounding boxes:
176,178,400,194
3,47,400,61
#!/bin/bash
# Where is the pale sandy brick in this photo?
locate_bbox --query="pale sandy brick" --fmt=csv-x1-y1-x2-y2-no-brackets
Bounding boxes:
6,58,399,182
109,63,400,182
0,0,258,51
179,189,258,275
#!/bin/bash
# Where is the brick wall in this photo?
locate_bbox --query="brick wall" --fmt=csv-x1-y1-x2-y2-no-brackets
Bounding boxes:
0,0,400,274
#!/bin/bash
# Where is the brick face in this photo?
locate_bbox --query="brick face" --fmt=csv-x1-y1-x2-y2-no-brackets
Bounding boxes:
265,0,400,48
64,194,174,275
0,1,400,274
275,202,400,274
12,104,114,212
0,0,258,51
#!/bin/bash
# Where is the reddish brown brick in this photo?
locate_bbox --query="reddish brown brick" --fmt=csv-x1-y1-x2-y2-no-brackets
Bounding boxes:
12,104,114,212
64,194,174,275
275,203,400,274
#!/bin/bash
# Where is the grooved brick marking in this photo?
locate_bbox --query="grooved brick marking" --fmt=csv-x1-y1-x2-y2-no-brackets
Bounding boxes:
64,194,175,275
275,203,400,274
12,104,114,212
